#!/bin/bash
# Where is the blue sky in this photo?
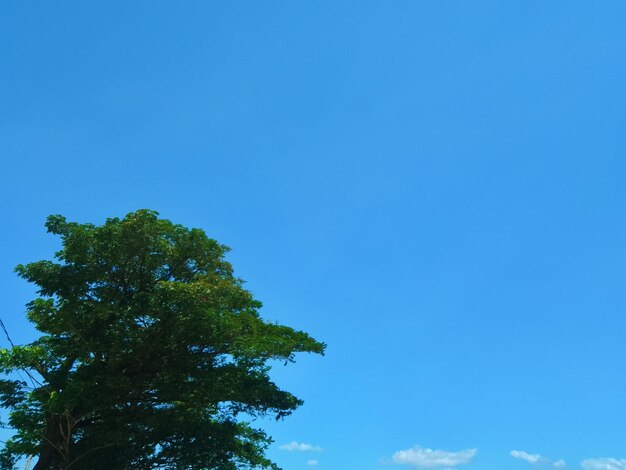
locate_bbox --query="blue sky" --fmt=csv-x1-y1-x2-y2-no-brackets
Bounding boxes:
2,1,626,469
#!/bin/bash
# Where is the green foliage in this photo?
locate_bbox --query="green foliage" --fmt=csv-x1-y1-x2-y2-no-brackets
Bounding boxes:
0,210,324,469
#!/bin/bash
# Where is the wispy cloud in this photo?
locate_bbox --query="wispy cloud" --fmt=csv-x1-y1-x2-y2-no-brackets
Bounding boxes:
510,450,566,468
391,445,477,468
306,460,319,466
278,441,323,452
581,458,626,470
511,450,542,464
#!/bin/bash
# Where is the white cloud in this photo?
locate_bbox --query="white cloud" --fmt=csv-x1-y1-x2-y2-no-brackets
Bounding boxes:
306,460,319,466
510,450,566,468
581,458,626,470
391,445,477,468
278,441,323,452
511,450,542,464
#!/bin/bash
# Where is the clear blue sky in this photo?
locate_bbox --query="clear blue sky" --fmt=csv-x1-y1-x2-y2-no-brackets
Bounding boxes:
2,2,626,469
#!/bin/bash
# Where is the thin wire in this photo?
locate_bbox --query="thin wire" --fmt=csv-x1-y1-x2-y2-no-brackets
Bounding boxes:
0,317,41,388
0,318,15,348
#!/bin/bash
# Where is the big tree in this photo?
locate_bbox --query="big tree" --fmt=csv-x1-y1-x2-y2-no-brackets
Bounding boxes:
0,210,324,469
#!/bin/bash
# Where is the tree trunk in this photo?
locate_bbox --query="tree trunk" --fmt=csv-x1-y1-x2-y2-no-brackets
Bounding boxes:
32,413,67,470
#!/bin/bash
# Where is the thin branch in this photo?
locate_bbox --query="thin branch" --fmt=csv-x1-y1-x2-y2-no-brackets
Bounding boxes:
64,444,115,469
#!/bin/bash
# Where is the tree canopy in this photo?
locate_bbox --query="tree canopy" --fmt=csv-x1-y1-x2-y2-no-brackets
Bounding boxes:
0,210,325,469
